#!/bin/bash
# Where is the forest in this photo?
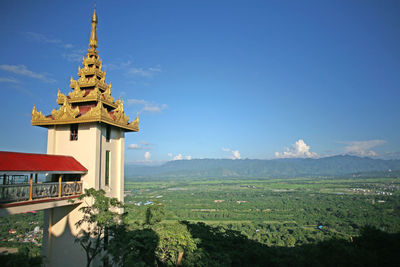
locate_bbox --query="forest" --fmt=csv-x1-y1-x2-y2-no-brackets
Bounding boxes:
124,177,400,246
1,176,399,266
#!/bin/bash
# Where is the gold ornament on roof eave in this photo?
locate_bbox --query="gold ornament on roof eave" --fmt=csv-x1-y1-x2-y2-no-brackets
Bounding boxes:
87,87,101,98
129,114,139,132
32,100,139,132
78,65,105,79
56,90,67,103
51,99,80,120
113,101,129,125
103,83,114,103
76,76,108,91
61,78,115,107
80,101,112,120
69,83,85,98
82,56,100,67
31,105,50,122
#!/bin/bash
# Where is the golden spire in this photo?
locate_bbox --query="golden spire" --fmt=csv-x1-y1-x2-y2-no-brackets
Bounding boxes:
31,3,139,132
89,4,98,50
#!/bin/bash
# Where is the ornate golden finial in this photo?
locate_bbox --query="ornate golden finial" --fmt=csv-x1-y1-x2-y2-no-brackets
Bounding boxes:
89,4,98,50
130,113,140,131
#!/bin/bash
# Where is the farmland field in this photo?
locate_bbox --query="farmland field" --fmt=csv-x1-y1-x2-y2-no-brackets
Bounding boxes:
125,177,400,246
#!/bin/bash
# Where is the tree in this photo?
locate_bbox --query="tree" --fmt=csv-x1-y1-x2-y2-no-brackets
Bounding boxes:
145,204,166,226
154,222,196,266
74,188,123,267
107,225,159,267
108,204,196,266
143,204,196,265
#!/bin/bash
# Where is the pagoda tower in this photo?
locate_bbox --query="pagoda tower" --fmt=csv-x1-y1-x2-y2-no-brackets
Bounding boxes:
31,7,138,266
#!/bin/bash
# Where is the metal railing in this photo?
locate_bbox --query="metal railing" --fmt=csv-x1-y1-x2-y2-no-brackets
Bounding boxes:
1,175,29,185
0,181,82,203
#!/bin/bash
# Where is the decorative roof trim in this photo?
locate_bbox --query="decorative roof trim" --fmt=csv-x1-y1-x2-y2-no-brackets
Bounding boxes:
31,6,139,133
32,104,139,132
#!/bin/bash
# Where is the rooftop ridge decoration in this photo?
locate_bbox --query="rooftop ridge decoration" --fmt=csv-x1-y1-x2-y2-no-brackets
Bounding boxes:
31,7,139,132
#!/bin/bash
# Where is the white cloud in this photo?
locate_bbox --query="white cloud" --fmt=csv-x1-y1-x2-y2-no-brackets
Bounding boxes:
0,77,21,84
127,66,161,78
232,150,241,160
275,139,319,158
168,153,191,160
127,99,168,113
143,103,168,113
222,147,241,159
25,32,75,49
173,154,183,160
128,144,141,150
0,64,56,83
341,140,386,157
128,99,147,105
102,60,161,80
128,141,151,150
103,60,133,71
62,49,85,63
144,151,151,161
24,32,82,62
25,32,62,44
63,44,74,49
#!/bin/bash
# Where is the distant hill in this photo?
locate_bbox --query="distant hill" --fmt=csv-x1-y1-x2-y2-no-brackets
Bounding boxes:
125,155,400,180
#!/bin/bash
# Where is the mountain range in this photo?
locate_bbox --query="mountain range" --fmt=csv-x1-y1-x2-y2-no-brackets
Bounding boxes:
124,155,400,180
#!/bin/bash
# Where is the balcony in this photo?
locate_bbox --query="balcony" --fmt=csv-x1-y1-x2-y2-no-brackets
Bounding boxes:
0,181,83,203
0,151,87,216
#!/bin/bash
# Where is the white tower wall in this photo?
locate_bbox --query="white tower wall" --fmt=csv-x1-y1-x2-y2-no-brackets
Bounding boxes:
43,122,125,266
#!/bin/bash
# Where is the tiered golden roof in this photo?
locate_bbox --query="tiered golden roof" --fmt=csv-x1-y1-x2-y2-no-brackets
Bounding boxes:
31,8,139,132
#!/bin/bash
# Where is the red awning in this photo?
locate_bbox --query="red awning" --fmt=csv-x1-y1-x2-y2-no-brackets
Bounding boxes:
0,151,87,174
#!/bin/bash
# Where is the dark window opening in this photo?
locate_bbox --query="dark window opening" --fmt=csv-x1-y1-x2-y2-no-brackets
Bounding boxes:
50,173,81,182
105,150,110,186
70,124,78,141
106,125,111,142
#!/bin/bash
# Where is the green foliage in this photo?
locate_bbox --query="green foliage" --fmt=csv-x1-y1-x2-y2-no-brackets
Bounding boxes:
181,223,400,267
0,212,43,262
153,222,196,266
0,251,42,267
145,204,166,226
125,177,400,244
182,221,268,266
108,205,197,266
74,188,124,267
2,177,400,266
108,225,159,267
77,181,400,266
123,176,400,265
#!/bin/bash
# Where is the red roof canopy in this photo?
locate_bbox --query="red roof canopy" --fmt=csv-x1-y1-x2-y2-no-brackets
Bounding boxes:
0,151,87,174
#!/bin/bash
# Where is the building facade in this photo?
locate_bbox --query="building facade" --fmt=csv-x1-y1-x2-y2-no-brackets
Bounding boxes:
31,7,138,266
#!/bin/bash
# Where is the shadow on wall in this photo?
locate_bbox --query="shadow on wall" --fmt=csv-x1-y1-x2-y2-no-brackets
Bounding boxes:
43,204,84,267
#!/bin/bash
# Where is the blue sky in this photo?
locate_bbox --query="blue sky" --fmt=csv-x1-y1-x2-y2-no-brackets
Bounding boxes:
0,0,399,164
